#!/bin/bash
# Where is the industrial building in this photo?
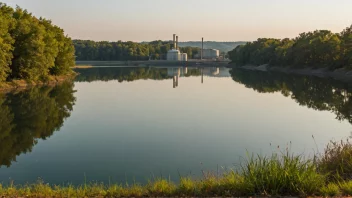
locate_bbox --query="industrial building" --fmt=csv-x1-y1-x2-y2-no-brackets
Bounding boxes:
166,34,188,61
195,49,220,59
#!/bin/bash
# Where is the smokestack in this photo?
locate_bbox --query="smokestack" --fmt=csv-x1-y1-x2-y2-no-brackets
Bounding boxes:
176,36,179,50
173,34,176,49
201,37,204,60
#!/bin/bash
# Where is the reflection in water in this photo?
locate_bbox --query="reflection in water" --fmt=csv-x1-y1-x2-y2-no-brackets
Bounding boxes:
201,68,204,84
75,67,230,88
1,66,351,185
0,82,76,167
166,67,224,88
230,68,352,124
75,67,172,82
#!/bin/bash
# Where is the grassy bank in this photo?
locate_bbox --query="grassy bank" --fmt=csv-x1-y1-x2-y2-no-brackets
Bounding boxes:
0,72,77,93
1,139,352,197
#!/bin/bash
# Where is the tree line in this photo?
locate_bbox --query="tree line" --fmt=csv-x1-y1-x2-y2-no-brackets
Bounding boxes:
73,40,200,61
229,25,352,69
0,3,75,83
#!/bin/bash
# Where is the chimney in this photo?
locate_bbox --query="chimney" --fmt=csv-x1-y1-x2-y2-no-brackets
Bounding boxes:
173,34,176,49
201,37,204,60
176,36,179,50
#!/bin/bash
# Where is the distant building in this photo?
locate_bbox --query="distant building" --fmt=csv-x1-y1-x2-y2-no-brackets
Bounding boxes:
167,49,180,61
166,34,188,62
166,49,188,61
195,49,220,59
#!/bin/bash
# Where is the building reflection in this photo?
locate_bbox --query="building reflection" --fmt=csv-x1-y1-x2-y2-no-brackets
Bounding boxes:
167,67,229,88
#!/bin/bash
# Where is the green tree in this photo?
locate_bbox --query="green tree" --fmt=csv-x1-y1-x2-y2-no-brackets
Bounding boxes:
0,3,15,82
10,6,48,80
51,33,75,75
0,4,75,82
228,25,351,69
341,25,352,68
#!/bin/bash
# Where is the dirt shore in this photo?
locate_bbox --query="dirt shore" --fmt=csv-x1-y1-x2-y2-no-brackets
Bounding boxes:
0,73,77,93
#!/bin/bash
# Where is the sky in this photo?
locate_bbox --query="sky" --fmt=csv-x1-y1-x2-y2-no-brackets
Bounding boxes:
2,0,352,42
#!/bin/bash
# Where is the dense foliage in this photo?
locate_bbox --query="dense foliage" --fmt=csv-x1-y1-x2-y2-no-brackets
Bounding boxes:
229,25,352,69
73,40,200,61
0,3,75,83
0,82,76,167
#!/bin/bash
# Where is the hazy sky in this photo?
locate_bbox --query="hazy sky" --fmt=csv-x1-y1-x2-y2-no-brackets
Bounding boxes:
2,0,352,42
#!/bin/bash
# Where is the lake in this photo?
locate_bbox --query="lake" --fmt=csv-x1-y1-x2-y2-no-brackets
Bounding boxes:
0,66,351,185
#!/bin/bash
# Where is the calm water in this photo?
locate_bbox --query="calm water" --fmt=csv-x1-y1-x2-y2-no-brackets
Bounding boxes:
0,67,351,185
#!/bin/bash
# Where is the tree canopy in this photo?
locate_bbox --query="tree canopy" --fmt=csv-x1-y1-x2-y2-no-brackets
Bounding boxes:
229,25,352,69
0,3,75,83
73,40,200,61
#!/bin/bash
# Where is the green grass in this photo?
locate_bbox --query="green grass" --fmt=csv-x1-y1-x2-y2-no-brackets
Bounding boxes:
241,152,325,196
320,183,341,196
1,139,352,197
339,181,352,196
318,139,352,181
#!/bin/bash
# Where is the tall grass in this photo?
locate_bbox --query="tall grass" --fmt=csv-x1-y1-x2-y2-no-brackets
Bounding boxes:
241,152,325,196
1,139,352,197
318,139,352,181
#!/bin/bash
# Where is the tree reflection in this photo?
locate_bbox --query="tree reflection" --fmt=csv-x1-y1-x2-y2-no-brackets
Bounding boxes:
74,67,203,83
75,67,172,82
230,69,352,124
0,82,76,167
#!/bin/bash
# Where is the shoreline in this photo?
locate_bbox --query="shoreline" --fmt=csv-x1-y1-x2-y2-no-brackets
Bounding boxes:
231,64,352,82
1,138,351,197
0,73,77,93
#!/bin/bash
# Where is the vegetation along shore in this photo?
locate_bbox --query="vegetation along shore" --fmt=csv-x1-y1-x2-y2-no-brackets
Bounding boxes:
1,139,352,197
0,3,75,91
228,25,352,80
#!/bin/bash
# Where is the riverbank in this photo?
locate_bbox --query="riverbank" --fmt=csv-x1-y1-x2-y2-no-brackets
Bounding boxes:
0,72,77,93
231,64,352,82
1,139,352,197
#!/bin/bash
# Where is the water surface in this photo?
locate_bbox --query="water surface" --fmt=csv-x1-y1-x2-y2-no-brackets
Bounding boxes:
0,67,351,185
